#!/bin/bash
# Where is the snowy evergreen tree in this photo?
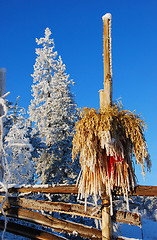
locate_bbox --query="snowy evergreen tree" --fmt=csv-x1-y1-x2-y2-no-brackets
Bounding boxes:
29,28,79,184
4,97,25,136
3,98,34,184
4,124,34,184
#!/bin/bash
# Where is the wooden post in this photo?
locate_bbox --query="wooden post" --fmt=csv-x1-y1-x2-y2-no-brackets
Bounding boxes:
100,13,113,239
101,195,111,240
99,13,112,109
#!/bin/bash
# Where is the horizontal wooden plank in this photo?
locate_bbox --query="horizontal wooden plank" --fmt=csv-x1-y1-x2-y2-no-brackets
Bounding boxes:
0,196,101,220
4,184,157,196
7,185,78,194
113,211,141,226
0,220,66,240
131,185,157,196
0,196,141,226
3,207,102,240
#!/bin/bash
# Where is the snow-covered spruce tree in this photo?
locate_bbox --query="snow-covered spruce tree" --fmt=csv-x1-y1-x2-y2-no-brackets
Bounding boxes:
3,98,34,185
29,28,79,184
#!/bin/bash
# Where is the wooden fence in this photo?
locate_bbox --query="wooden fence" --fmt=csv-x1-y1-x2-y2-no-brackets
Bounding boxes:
0,185,157,239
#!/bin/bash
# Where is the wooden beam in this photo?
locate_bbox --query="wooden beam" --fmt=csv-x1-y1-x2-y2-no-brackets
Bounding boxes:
3,207,102,240
6,184,78,194
113,211,141,226
0,220,66,240
131,185,157,196
0,196,141,226
2,184,156,196
0,196,101,220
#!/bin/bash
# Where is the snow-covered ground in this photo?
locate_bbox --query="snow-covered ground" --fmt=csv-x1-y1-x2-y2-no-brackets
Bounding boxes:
116,219,157,240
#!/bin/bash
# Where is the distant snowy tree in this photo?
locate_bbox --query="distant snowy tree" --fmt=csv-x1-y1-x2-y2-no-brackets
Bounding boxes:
3,98,34,184
4,124,34,184
29,27,79,184
4,97,25,136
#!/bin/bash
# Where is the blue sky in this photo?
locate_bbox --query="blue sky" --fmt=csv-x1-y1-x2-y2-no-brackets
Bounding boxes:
0,0,156,186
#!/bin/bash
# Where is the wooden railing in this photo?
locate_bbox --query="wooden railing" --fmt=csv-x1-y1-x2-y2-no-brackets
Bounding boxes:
4,184,157,196
0,185,156,239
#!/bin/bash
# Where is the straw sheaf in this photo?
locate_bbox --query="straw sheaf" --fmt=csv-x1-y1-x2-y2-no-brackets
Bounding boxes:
72,103,151,202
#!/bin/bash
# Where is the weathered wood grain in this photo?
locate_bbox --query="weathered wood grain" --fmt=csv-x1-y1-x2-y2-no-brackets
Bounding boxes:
4,185,157,196
0,196,101,219
113,210,141,226
7,184,78,194
0,196,141,226
131,185,157,196
3,207,102,240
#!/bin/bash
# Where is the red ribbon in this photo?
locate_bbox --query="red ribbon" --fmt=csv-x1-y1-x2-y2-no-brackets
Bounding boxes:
107,155,123,178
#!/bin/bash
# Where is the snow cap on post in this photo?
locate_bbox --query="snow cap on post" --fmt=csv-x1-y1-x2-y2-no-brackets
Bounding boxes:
102,13,112,21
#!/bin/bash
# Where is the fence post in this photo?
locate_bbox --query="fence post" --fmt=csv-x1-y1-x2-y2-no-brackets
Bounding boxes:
99,13,112,109
100,14,113,239
101,194,111,240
